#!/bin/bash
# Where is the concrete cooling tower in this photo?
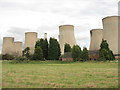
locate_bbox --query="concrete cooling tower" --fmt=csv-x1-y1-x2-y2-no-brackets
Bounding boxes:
89,29,103,51
59,25,76,54
24,32,38,54
118,16,120,58
102,16,118,57
2,37,14,55
13,42,22,56
89,29,103,59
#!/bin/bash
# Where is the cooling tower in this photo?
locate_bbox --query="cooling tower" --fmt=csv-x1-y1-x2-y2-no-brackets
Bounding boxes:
102,16,118,56
89,29,103,60
89,29,103,51
13,42,22,56
24,32,38,54
119,16,120,58
59,25,76,54
2,37,14,55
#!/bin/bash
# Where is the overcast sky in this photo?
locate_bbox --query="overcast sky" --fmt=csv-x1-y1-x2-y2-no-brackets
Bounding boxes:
0,0,119,53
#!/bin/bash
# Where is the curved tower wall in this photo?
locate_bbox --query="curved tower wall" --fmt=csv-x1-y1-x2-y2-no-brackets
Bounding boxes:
13,42,22,56
118,16,120,58
2,37,14,55
24,32,38,54
59,25,76,54
102,16,118,55
89,29,103,51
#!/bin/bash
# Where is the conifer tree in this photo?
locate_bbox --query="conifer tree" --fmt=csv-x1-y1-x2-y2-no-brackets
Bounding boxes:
48,38,61,60
72,45,82,61
35,38,48,60
81,47,89,61
64,43,71,53
99,39,115,60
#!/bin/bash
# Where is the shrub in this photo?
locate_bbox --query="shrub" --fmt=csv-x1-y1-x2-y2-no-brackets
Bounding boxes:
15,56,28,61
2,54,14,60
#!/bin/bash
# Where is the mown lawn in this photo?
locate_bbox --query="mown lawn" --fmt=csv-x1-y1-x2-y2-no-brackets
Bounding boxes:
2,60,118,88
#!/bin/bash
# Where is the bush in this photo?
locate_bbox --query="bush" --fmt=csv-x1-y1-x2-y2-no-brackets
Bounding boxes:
15,56,28,61
2,54,14,60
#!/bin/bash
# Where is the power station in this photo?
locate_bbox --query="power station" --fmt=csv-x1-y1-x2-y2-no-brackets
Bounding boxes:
1,16,119,59
89,16,119,59
59,25,76,54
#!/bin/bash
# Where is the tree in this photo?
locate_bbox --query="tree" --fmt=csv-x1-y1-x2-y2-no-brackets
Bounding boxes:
81,47,89,61
35,38,48,60
44,38,48,59
32,46,43,60
72,45,82,61
64,43,71,53
99,39,115,60
22,47,30,59
48,38,61,60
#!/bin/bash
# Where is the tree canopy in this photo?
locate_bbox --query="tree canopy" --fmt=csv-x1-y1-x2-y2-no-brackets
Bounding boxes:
99,39,115,60
48,38,61,60
33,46,43,60
35,38,48,60
81,47,89,61
72,45,82,61
64,43,71,53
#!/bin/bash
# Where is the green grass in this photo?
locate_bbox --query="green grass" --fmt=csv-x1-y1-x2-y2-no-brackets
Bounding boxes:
2,60,118,88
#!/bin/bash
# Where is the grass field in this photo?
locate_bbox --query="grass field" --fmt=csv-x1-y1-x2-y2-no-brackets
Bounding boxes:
2,60,118,88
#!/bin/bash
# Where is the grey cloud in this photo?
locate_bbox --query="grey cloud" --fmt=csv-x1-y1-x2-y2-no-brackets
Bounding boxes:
5,27,29,42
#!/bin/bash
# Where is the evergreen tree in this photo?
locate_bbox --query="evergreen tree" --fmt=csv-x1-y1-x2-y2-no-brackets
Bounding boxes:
81,47,89,61
72,45,82,61
64,43,71,53
35,38,48,60
33,46,43,60
44,38,48,59
99,39,115,60
48,38,61,60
